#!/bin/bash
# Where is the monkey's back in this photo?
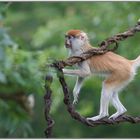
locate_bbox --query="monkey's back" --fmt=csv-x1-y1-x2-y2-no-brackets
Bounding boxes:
88,51,133,85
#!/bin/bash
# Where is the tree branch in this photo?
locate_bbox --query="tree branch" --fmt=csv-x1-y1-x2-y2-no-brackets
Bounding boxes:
44,75,55,138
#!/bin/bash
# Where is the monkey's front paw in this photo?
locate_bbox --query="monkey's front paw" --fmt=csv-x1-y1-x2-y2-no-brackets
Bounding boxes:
73,96,79,104
73,94,79,104
73,99,78,104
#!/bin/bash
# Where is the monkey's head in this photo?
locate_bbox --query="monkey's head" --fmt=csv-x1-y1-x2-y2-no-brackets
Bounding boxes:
65,30,88,51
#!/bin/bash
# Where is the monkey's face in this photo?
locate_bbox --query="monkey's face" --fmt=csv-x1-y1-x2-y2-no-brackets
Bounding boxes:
65,32,87,51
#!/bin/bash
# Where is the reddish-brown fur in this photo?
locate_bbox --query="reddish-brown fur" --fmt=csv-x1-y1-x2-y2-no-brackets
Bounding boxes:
67,30,82,36
88,51,132,87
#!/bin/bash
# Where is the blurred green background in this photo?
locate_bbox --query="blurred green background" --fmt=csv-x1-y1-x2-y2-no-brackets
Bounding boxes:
0,2,140,138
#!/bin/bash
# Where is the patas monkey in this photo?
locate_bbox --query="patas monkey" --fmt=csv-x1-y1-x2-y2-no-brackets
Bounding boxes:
63,29,140,121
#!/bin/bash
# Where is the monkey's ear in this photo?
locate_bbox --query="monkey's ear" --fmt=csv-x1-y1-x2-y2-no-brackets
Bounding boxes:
80,35,85,40
80,32,88,40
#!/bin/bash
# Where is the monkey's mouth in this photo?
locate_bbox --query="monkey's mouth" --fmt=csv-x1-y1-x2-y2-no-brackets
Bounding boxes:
65,43,72,48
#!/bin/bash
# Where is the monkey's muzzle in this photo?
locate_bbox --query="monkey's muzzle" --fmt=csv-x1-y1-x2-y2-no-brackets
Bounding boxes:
65,39,72,48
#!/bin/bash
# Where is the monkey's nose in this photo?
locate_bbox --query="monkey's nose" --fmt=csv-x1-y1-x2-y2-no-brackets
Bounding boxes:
65,40,71,48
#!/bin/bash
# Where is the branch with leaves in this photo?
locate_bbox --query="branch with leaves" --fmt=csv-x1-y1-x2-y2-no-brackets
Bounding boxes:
44,20,140,138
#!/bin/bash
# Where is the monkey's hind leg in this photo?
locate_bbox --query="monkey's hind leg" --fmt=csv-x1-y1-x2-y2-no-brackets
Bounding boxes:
109,91,127,120
87,82,113,121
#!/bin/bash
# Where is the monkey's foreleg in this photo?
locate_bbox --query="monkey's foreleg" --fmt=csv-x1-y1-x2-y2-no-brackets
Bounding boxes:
63,69,90,77
73,77,84,104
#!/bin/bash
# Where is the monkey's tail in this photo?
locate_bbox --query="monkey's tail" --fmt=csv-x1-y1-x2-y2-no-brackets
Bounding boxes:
131,55,140,71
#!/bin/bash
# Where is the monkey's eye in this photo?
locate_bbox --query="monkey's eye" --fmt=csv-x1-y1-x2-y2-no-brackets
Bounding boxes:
65,35,75,39
65,35,71,39
72,35,76,38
